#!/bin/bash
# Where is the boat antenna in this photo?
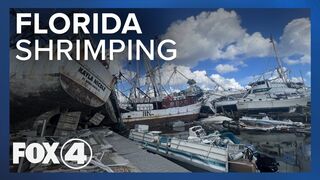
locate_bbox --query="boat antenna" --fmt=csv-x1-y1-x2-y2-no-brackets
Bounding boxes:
300,70,305,85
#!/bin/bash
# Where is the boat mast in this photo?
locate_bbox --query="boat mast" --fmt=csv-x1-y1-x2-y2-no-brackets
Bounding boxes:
144,55,161,98
155,36,162,88
270,36,288,84
119,72,151,100
136,59,140,98
205,74,226,91
299,70,305,85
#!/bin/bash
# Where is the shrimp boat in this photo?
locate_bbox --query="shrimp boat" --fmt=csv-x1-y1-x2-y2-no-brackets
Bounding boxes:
119,65,203,127
129,125,279,172
122,101,203,127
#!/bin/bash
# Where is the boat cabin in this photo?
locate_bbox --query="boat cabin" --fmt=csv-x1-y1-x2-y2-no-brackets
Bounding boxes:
188,126,206,139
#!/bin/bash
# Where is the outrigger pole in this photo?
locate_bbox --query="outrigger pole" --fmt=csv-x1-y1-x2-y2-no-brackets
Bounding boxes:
119,72,151,99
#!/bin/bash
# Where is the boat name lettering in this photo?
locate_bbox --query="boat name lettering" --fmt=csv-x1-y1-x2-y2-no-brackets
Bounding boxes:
78,66,106,92
143,110,152,117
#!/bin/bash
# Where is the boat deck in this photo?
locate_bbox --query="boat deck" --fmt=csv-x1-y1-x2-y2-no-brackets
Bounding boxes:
106,132,190,172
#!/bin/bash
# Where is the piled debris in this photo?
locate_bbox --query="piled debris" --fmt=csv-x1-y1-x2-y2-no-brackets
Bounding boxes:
10,126,139,172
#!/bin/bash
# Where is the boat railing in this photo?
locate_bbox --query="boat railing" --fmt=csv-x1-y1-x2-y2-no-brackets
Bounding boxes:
130,130,257,172
129,129,160,144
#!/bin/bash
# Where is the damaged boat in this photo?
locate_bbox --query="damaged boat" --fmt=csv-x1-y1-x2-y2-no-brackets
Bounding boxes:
238,116,309,133
10,10,120,131
129,125,279,172
119,65,203,127
211,37,310,115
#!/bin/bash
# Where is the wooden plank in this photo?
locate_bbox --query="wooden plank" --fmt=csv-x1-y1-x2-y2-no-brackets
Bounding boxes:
54,112,81,136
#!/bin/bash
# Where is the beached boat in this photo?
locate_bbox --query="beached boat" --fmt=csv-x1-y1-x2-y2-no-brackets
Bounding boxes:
122,101,202,127
10,10,120,127
212,37,310,115
120,65,203,127
236,83,310,113
10,45,117,125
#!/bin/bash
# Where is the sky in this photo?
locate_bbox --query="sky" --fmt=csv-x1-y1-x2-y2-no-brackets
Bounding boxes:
111,8,310,93
11,8,311,92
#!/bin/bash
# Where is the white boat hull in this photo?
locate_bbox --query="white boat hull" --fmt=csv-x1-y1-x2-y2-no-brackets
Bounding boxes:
236,96,309,112
122,102,202,126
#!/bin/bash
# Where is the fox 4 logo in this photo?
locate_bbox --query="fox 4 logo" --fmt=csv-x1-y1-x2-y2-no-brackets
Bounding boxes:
12,138,92,169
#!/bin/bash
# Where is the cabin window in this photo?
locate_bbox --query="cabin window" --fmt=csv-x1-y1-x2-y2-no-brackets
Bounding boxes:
252,88,271,93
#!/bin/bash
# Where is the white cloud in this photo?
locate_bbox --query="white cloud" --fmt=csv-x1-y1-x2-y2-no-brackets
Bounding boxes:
107,48,130,76
283,55,310,65
160,9,310,69
305,71,311,86
210,74,243,90
290,77,304,83
306,71,311,78
117,63,244,97
239,67,289,86
112,10,310,86
115,89,129,103
215,64,238,74
279,18,311,65
160,8,271,67
159,64,243,91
